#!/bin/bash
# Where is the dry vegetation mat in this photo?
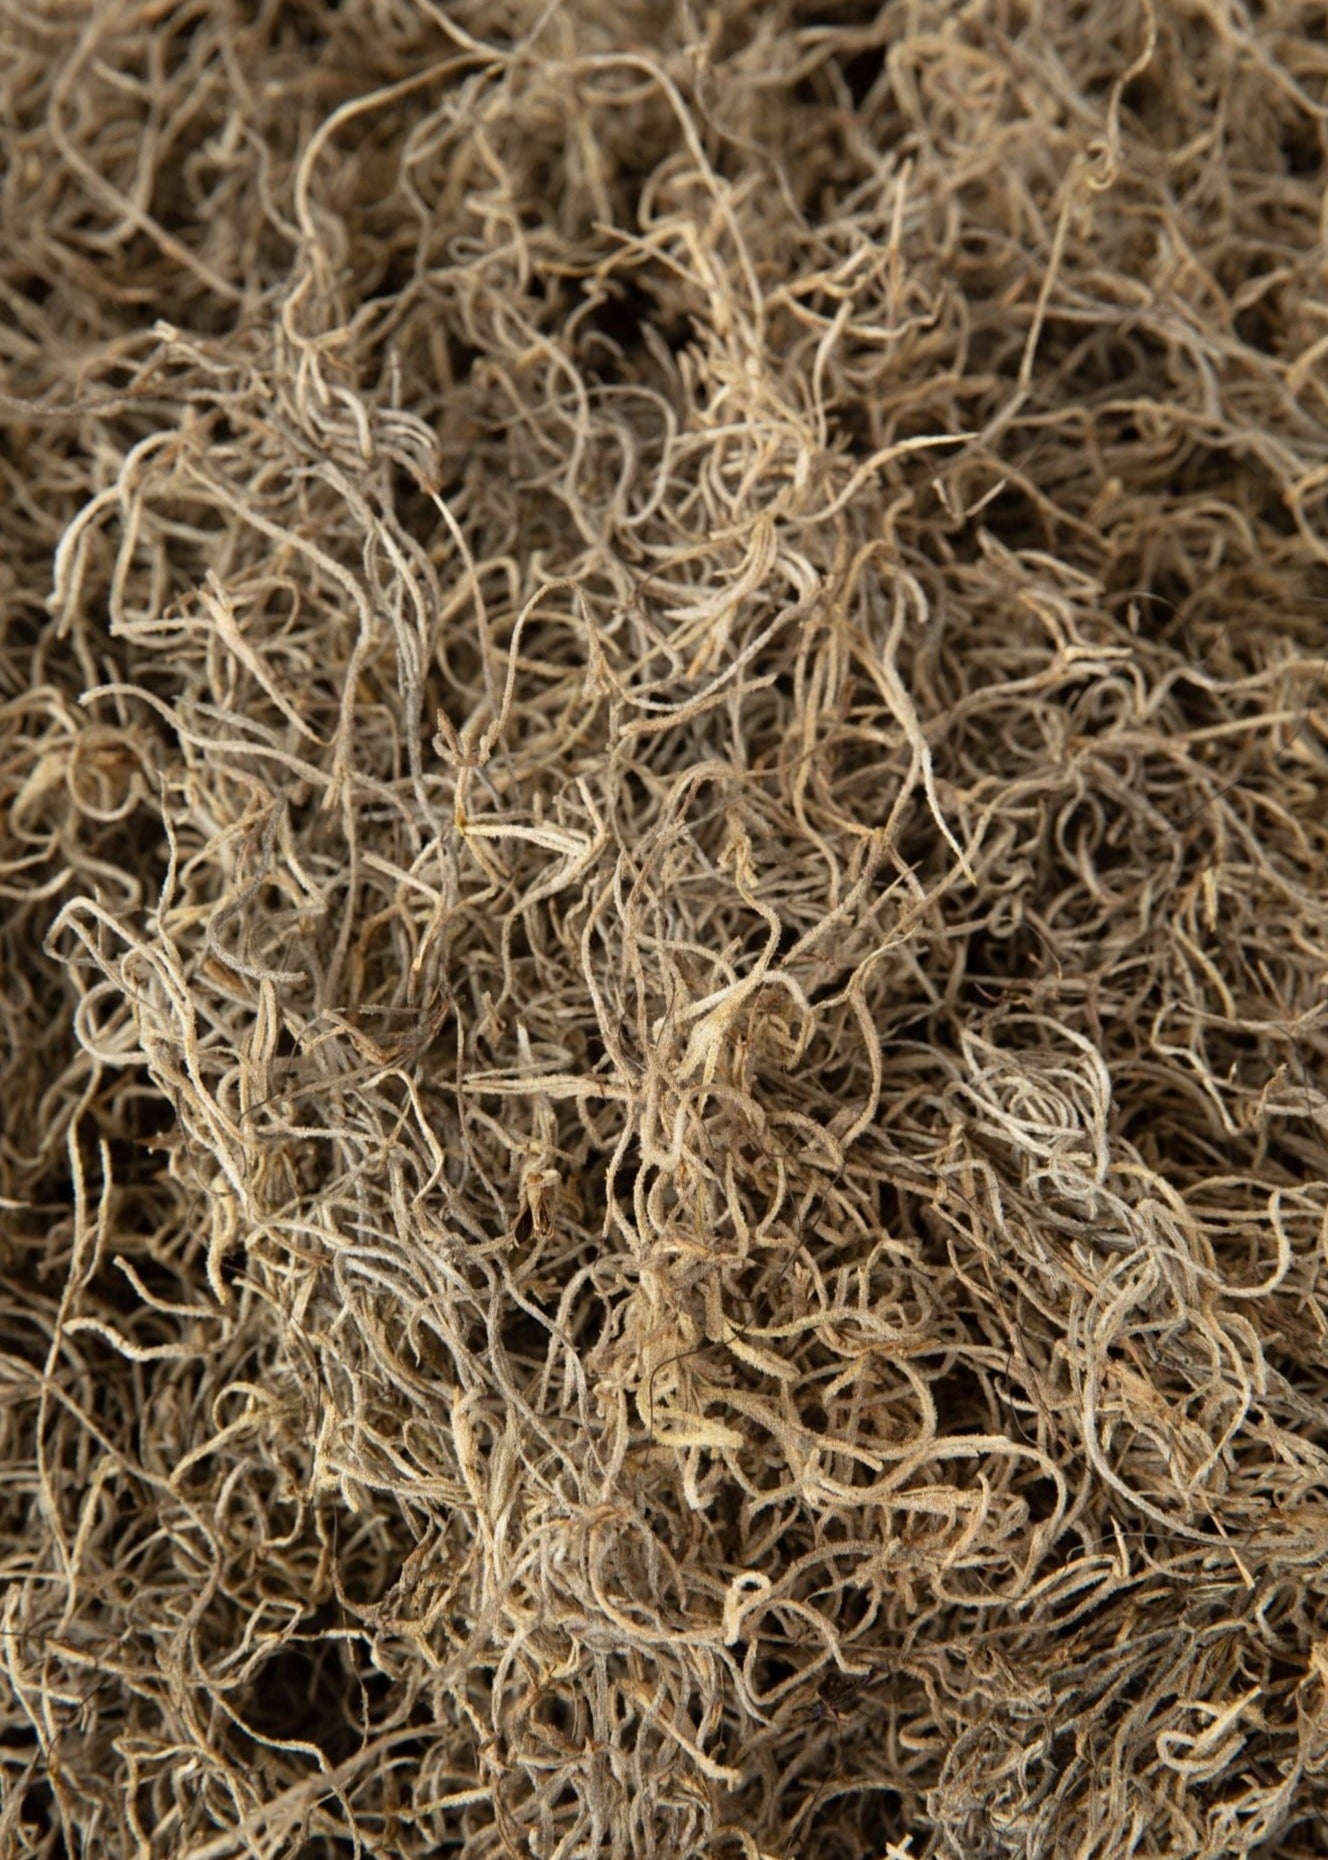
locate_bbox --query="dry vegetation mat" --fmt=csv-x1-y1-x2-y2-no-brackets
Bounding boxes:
3,1,1328,1856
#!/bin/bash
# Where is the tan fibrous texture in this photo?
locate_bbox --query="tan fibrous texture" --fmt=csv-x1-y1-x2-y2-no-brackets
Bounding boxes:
2,2,1328,1857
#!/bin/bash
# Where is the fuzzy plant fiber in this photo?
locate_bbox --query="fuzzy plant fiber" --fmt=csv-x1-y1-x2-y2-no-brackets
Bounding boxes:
2,3,1328,1858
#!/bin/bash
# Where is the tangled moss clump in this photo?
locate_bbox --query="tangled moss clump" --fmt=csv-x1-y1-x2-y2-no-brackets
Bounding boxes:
2,3,1328,1856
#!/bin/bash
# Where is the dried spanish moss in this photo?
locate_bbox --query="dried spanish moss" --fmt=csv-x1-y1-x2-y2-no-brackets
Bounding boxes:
3,2,1328,1857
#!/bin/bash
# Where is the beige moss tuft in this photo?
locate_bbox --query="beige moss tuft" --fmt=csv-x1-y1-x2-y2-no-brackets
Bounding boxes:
2,3,1328,1857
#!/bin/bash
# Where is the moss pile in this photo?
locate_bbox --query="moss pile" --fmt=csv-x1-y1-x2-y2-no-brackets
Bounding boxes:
3,2,1328,1856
